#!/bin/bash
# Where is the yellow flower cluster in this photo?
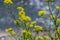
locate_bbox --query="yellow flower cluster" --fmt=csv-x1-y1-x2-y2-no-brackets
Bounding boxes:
5,28,16,36
50,14,55,19
38,10,46,17
56,29,60,34
56,18,60,23
14,20,20,26
26,21,36,28
56,6,60,10
22,30,31,38
44,36,49,40
18,11,25,17
4,0,13,5
38,36,43,40
17,6,24,11
17,6,31,21
22,30,31,34
19,16,31,21
34,25,43,31
31,21,36,25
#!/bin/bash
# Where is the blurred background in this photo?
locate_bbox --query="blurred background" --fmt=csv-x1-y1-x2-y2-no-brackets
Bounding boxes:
0,0,60,31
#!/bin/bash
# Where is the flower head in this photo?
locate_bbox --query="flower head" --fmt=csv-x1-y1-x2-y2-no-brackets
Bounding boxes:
56,18,60,23
34,25,43,31
56,6,60,10
22,29,27,33
38,36,43,40
38,10,46,17
22,30,31,38
18,11,25,17
44,36,49,40
5,28,13,32
56,29,60,34
17,6,24,11
14,20,20,26
25,16,31,21
5,28,16,36
4,0,13,5
31,21,36,25
26,22,33,28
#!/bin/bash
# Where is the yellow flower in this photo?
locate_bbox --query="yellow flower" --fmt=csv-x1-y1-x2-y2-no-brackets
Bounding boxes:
26,22,33,28
18,11,25,17
56,29,60,34
5,28,16,36
34,25,43,31
22,30,31,37
44,36,49,40
27,31,31,35
29,24,33,27
21,16,31,21
11,31,16,35
31,21,36,25
14,20,20,26
19,15,31,21
38,10,46,17
38,36,43,40
17,6,24,11
56,6,60,10
56,18,60,23
50,14,55,19
27,39,30,40
57,38,59,40
4,0,13,5
25,16,31,21
19,15,25,21
22,29,27,33
26,21,36,28
5,28,13,32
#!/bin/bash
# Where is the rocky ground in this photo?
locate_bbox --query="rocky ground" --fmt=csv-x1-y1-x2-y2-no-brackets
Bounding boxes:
0,31,15,40
0,30,55,40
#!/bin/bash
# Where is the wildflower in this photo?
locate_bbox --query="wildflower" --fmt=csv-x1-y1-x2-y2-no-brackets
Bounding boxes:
22,30,31,35
14,20,20,26
22,29,27,33
38,10,46,17
31,21,36,25
17,6,24,11
22,30,31,38
26,22,33,28
44,36,49,40
57,38,59,40
50,14,55,19
5,28,13,32
4,0,13,5
26,21,36,28
18,11,25,17
34,25,43,31
56,18,60,23
25,16,31,21
56,6,60,10
19,15,31,21
5,28,16,36
27,39,30,40
56,29,60,34
19,15,25,21
38,36,43,40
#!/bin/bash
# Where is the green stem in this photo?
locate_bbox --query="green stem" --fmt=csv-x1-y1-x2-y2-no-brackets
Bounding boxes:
47,2,54,40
